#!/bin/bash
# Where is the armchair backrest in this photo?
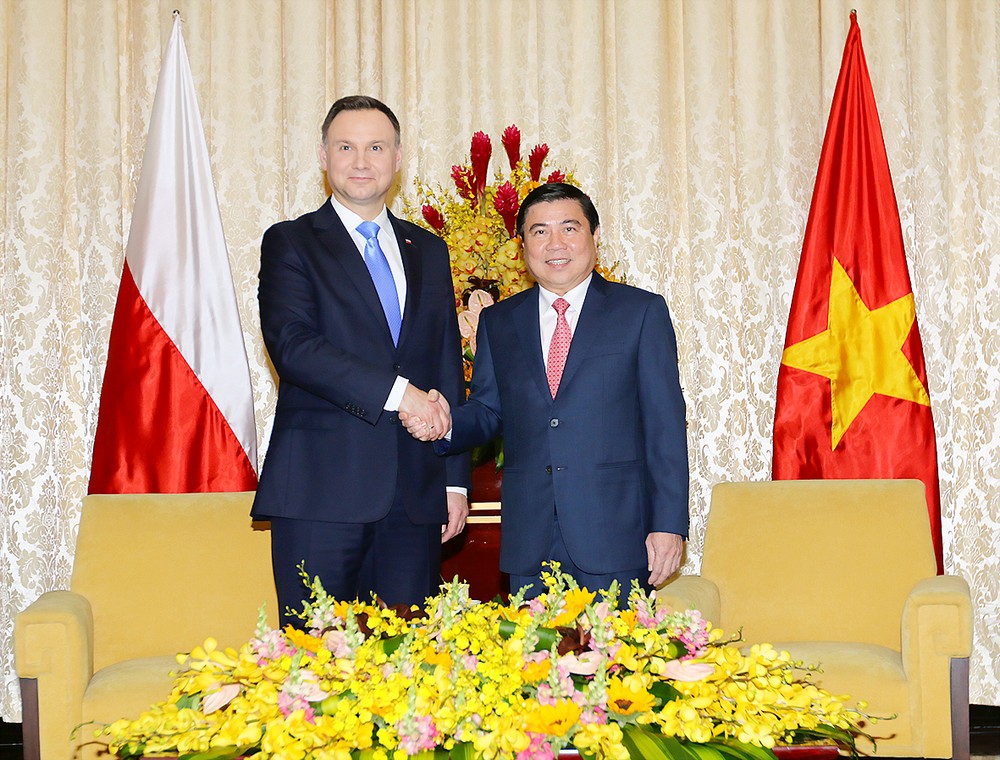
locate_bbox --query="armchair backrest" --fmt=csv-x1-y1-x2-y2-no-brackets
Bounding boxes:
70,492,278,672
702,479,936,650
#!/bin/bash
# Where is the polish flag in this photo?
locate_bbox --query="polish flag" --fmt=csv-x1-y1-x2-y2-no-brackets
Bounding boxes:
88,15,257,493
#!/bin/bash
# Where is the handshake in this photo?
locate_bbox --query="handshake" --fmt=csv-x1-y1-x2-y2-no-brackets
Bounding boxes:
398,385,451,442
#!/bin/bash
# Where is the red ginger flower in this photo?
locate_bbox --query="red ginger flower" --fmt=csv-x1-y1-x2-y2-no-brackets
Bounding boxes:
451,165,476,206
470,131,492,204
501,125,521,171
528,144,549,182
421,205,445,231
493,181,519,238
546,169,566,183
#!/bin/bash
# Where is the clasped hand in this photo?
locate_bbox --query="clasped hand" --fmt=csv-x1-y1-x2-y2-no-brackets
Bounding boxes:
398,386,451,441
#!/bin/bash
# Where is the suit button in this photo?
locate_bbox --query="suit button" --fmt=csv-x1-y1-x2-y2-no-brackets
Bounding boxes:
393,363,401,372
389,414,398,425
545,465,552,474
549,418,559,428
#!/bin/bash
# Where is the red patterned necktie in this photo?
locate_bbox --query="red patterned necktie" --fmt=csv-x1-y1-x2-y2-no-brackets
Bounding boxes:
546,297,572,398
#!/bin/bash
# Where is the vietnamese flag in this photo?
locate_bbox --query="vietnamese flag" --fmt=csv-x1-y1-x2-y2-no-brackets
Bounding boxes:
771,12,942,571
88,15,257,494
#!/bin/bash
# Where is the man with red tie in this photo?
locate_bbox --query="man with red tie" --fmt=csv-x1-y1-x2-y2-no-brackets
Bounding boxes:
404,183,688,601
253,96,469,624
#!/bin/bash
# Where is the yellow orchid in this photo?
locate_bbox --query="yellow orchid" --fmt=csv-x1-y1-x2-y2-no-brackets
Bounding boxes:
102,569,875,760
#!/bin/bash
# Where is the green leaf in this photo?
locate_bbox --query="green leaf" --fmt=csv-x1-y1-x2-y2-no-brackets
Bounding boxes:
449,741,476,760
682,742,729,760
381,634,405,656
180,746,246,760
621,724,702,760
175,693,201,711
649,679,682,706
716,738,778,760
497,619,559,652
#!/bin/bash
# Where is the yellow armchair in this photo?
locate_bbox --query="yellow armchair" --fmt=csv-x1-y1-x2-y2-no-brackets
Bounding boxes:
14,492,277,760
659,479,972,759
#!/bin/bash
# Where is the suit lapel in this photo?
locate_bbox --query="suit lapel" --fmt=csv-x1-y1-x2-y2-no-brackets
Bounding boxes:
512,288,551,401
311,201,396,347
554,274,609,394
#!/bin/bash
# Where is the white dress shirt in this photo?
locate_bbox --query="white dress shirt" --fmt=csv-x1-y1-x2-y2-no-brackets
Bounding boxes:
537,274,592,364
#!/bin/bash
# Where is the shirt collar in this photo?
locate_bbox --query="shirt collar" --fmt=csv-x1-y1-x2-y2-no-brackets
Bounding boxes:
329,196,391,236
538,273,593,312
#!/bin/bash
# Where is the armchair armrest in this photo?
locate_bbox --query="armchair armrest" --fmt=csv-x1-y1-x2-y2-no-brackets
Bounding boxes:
14,590,95,760
901,574,973,663
655,575,721,624
900,574,973,759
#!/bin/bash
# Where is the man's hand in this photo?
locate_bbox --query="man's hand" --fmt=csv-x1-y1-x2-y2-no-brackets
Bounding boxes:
442,491,468,543
399,387,451,441
645,532,683,587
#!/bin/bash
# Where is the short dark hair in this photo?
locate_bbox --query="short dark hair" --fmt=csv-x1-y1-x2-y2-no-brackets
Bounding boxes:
321,95,401,145
516,183,600,238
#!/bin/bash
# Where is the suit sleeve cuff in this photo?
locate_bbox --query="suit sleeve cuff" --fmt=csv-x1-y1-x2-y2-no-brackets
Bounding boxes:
383,376,409,411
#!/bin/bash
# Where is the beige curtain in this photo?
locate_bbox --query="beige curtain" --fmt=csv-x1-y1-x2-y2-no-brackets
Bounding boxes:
1,0,997,720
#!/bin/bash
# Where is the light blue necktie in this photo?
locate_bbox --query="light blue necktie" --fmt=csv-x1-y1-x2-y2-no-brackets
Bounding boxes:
357,221,402,345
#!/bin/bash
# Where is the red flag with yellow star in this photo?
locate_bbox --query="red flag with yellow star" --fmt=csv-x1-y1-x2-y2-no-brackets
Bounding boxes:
771,12,942,571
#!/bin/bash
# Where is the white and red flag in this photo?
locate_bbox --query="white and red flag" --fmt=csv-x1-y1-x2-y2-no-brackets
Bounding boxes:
89,15,257,493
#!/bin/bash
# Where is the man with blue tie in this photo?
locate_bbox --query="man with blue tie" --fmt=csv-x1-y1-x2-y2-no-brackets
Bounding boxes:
403,183,688,601
253,96,469,624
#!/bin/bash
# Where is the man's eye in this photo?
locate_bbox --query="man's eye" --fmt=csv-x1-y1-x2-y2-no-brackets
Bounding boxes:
372,145,382,151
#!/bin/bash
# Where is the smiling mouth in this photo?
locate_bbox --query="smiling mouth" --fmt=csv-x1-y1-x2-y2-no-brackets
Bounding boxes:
547,258,571,265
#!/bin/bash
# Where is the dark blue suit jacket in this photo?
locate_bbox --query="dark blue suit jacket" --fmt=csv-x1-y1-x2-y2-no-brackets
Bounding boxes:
252,200,468,525
447,274,688,575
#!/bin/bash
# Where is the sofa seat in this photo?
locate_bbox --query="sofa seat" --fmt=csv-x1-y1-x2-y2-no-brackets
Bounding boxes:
76,656,178,757
769,641,911,752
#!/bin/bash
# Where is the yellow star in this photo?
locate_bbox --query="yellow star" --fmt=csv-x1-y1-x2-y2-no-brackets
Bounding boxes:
781,257,930,450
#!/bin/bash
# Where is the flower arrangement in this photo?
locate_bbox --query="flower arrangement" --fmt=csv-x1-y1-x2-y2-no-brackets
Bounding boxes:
404,125,620,381
103,567,874,760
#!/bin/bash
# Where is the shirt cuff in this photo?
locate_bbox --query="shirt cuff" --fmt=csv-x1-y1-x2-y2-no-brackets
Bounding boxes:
446,486,468,497
383,376,409,411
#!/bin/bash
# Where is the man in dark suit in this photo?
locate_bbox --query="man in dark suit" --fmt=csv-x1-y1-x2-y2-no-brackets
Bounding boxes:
403,183,688,600
253,96,469,624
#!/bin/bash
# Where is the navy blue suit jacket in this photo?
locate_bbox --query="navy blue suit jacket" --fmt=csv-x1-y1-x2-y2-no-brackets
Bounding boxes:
252,200,468,525
447,274,688,575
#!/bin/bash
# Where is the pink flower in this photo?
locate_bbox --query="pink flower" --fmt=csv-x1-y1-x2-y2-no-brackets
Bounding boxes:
661,659,715,682
277,691,315,720
322,629,352,658
516,733,555,760
546,169,566,183
203,683,241,715
558,651,603,676
493,181,519,238
421,204,445,231
249,629,294,664
528,144,549,181
397,714,440,754
502,125,522,171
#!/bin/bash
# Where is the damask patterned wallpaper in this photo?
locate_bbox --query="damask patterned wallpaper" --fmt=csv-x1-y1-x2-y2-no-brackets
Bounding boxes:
0,0,996,720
